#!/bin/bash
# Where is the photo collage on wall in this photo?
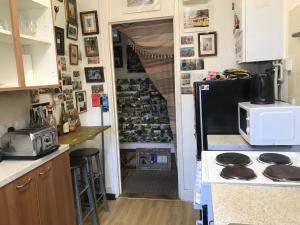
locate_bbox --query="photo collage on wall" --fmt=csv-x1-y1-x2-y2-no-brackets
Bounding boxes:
116,78,173,143
180,1,218,94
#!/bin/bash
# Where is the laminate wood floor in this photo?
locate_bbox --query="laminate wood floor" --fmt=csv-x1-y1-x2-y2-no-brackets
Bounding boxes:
86,197,199,225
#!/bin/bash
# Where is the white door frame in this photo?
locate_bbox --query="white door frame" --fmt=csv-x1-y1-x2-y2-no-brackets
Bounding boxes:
105,13,186,199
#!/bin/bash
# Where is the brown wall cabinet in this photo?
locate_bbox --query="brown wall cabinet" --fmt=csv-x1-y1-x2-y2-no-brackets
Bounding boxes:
0,152,76,225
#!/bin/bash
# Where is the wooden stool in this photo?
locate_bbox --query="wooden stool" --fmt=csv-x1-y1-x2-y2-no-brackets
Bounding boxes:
70,157,99,225
70,148,109,212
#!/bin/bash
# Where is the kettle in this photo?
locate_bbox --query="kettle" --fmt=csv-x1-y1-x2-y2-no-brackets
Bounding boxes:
251,73,275,104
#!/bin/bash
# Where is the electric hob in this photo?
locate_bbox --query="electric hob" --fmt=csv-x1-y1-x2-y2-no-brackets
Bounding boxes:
201,151,300,186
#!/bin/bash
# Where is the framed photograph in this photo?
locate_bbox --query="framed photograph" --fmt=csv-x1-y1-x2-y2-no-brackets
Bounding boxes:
75,91,87,113
55,27,65,55
180,46,195,57
123,0,160,14
127,45,145,73
181,35,194,45
67,23,78,40
84,37,99,57
183,5,213,32
114,46,123,68
84,67,105,83
112,29,121,43
198,32,217,57
69,44,78,65
66,0,78,25
80,11,99,35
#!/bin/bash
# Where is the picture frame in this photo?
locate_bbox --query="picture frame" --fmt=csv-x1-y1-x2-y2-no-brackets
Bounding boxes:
112,29,121,43
67,23,78,40
122,0,161,14
69,44,78,65
75,91,87,113
114,46,123,68
54,26,65,55
84,67,105,83
80,10,99,35
84,37,99,57
198,32,217,57
183,5,213,33
66,0,78,25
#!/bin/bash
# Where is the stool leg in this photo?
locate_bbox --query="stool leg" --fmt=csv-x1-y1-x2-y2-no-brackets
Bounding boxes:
87,157,98,207
95,154,109,211
71,169,84,225
82,165,100,225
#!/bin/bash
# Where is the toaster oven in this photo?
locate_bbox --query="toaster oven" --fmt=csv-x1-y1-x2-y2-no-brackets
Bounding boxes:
1,126,59,159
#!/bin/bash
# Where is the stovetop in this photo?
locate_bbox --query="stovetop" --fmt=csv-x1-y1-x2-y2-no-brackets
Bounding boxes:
201,151,300,186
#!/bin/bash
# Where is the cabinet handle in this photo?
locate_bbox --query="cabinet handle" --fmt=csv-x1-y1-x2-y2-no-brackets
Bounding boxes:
16,178,32,190
39,166,51,176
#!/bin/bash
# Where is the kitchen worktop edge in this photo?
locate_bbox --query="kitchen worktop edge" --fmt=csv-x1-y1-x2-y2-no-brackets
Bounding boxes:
0,144,70,188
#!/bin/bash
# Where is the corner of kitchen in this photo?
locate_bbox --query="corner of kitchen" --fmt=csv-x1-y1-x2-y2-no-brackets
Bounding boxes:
0,0,300,225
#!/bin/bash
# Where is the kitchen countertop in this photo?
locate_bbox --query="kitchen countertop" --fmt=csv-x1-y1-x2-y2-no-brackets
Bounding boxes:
212,184,300,225
59,126,111,146
0,144,70,188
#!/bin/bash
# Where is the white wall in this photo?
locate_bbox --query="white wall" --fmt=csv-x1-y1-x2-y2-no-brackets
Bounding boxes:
0,91,31,135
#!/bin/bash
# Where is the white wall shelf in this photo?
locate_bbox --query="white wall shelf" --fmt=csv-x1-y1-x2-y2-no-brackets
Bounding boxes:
0,29,12,44
20,34,52,45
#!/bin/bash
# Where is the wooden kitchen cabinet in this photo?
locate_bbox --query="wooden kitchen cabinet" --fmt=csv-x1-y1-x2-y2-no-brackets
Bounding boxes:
0,0,58,91
0,152,76,225
1,170,40,225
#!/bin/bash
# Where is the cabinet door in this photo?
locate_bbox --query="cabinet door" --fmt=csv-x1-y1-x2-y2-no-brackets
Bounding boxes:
14,0,58,87
0,0,22,89
36,161,59,225
52,152,77,225
0,188,10,225
3,171,40,225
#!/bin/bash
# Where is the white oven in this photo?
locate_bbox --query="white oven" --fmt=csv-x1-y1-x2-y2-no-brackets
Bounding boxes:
238,101,300,145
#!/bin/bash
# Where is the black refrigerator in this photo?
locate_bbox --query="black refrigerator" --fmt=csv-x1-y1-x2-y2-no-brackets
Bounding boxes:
194,79,252,159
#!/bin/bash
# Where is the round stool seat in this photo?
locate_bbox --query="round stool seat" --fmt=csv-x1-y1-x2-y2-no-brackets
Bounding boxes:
70,157,87,169
70,148,100,158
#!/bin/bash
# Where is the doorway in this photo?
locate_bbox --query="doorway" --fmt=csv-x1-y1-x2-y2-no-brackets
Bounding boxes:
111,19,178,199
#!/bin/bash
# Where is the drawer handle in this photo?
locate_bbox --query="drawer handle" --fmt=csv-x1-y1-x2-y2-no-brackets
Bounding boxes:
16,178,32,190
39,166,51,176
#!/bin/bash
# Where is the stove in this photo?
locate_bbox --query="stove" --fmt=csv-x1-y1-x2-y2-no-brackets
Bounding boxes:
201,151,300,186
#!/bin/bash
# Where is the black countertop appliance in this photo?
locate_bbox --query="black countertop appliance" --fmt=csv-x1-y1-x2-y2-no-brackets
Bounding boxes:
251,72,275,104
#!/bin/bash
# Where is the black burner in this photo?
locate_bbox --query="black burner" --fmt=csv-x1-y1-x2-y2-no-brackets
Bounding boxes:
258,153,292,165
216,152,251,166
263,165,300,182
220,166,257,180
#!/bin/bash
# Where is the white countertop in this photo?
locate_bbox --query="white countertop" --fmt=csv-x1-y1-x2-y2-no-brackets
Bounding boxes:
0,144,70,188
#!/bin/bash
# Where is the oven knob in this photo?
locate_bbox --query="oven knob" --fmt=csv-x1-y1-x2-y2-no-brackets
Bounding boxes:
246,128,250,134
246,117,250,121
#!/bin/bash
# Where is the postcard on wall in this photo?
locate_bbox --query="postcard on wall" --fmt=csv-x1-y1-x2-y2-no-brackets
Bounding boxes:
62,73,72,86
181,35,194,45
180,46,195,58
72,71,82,91
92,84,104,94
60,56,67,71
123,0,160,14
88,57,100,64
75,91,88,113
183,5,213,33
62,87,73,101
180,58,204,71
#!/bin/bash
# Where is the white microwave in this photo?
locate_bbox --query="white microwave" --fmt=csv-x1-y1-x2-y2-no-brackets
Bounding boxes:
238,102,300,146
